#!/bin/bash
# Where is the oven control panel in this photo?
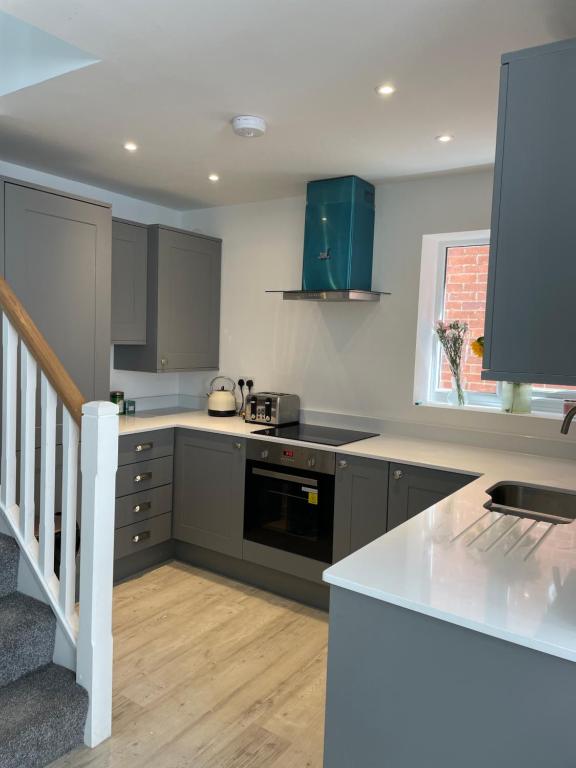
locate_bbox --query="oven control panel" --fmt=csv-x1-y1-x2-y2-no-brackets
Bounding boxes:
246,439,335,475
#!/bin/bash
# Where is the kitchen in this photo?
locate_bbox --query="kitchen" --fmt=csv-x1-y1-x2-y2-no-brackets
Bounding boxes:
0,2,576,768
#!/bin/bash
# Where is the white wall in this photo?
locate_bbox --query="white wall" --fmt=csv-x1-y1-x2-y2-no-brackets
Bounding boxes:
0,159,183,400
181,169,576,447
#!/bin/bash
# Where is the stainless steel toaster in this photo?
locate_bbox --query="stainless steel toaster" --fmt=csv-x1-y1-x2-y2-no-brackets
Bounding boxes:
244,392,300,426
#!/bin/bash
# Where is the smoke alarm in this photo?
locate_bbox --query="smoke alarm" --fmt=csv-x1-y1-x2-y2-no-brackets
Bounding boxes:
231,115,267,138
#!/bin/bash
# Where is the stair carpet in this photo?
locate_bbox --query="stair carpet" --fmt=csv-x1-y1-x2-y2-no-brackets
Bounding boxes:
0,533,88,768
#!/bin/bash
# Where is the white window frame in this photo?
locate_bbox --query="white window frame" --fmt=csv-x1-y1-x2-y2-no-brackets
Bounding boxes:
414,231,574,415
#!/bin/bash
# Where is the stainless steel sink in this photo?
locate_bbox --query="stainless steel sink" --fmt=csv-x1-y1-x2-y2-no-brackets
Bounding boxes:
484,482,576,524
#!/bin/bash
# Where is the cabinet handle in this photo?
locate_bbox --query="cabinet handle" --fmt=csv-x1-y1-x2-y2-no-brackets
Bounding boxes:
135,442,153,453
133,501,151,513
393,469,403,481
337,459,348,469
233,442,242,450
133,472,152,484
131,531,151,544
160,358,168,369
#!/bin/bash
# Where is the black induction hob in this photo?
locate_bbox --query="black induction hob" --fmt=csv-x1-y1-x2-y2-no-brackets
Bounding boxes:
250,423,378,446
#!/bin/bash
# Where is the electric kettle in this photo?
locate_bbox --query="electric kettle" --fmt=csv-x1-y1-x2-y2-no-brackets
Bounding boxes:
207,376,237,417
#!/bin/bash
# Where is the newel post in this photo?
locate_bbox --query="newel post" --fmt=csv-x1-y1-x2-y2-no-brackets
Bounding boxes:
77,401,119,748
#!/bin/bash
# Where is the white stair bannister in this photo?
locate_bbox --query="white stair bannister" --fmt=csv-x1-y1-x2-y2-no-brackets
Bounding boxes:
1,313,18,517
19,343,37,544
60,408,79,623
39,373,57,584
77,400,118,748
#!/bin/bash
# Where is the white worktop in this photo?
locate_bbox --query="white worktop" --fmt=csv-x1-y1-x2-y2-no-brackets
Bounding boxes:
119,409,576,663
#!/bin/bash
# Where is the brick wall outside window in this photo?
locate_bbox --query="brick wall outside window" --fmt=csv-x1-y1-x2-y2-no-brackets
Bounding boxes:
439,244,497,393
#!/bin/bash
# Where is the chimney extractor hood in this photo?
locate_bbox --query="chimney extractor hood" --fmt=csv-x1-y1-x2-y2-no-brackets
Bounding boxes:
270,175,389,302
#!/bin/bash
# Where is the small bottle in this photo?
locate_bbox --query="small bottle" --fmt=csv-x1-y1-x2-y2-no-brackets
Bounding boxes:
110,391,125,415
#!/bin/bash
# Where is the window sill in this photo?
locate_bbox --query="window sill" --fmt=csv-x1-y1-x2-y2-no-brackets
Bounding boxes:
415,400,564,421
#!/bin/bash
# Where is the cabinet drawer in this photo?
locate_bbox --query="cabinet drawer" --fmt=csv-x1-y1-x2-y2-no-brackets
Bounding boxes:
114,512,172,560
115,484,173,529
116,456,173,497
118,429,174,466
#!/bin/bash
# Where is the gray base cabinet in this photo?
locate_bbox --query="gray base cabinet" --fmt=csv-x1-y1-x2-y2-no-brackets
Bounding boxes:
111,219,148,345
333,455,389,560
387,463,476,531
114,225,221,373
3,179,111,401
483,39,576,385
172,430,245,558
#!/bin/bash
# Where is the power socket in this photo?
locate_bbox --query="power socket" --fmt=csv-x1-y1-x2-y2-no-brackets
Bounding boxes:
239,377,255,392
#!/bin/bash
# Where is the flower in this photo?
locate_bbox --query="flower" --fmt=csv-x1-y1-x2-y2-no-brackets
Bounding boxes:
471,336,484,359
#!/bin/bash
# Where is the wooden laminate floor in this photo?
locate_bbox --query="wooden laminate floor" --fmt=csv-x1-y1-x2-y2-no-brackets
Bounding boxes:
51,562,328,768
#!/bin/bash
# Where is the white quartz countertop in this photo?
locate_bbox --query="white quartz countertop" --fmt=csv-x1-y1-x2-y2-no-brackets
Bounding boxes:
119,408,576,662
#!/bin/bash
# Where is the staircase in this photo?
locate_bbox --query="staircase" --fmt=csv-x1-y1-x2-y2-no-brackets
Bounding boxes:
0,277,118,765
0,534,88,767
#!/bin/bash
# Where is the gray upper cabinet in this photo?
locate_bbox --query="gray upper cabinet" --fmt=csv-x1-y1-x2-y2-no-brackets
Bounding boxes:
172,429,244,558
3,180,111,401
114,224,221,373
333,455,389,560
111,219,148,345
387,463,476,532
483,39,576,385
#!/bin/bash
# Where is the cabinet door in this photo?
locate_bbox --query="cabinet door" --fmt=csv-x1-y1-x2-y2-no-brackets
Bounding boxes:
483,41,576,385
111,220,147,344
334,455,389,560
4,183,111,401
387,463,475,532
157,228,221,371
172,430,244,557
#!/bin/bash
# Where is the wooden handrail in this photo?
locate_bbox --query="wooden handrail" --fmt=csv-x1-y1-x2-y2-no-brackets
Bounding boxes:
0,277,85,425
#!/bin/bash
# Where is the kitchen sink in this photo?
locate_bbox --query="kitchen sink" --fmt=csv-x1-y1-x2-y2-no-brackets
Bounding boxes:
484,482,576,525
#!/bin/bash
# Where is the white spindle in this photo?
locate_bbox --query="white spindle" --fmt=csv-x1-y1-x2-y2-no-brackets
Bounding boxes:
60,409,79,620
77,401,118,747
39,374,57,581
1,314,18,515
19,344,37,543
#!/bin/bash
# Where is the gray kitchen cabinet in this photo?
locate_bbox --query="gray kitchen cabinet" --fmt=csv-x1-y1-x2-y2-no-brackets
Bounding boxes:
2,179,111,401
172,429,244,557
387,463,476,531
114,224,221,373
482,38,576,385
333,455,389,560
111,218,148,345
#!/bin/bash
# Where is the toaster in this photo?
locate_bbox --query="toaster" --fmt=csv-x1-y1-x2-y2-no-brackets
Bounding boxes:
244,392,300,426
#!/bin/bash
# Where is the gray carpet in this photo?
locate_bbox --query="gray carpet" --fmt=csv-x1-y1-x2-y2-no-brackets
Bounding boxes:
0,534,89,768
0,534,19,598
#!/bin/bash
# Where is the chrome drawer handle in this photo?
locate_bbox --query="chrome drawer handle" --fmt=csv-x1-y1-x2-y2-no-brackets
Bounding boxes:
133,501,151,513
131,531,151,544
393,469,403,480
133,472,152,484
135,442,153,453
337,459,348,469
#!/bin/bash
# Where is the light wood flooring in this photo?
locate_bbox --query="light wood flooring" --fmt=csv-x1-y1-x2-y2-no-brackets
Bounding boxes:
51,562,329,768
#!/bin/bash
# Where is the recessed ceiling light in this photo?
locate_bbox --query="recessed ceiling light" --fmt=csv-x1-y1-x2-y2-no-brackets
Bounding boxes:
436,134,454,143
208,173,220,182
376,83,396,96
123,141,138,152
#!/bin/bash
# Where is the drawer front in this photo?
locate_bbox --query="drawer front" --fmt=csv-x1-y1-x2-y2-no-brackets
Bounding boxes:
116,456,173,497
115,484,173,529
118,429,174,466
114,512,172,560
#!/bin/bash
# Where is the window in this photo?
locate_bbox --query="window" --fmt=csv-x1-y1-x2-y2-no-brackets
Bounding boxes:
414,231,576,415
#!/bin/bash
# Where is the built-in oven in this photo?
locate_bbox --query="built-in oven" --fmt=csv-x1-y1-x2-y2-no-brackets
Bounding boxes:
244,440,335,564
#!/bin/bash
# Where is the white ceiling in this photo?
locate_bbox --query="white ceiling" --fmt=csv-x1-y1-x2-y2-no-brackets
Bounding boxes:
0,0,573,209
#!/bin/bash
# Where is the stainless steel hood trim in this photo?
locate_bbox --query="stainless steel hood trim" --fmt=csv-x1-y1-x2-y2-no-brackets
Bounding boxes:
266,290,388,302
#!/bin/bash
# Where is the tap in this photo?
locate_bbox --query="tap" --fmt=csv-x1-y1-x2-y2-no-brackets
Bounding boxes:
561,405,576,434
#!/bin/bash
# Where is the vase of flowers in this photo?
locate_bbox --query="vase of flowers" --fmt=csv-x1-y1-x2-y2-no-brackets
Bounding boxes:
470,336,532,414
436,320,468,407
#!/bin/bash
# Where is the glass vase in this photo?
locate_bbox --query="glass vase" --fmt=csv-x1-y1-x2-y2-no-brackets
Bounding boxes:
448,373,466,407
500,382,532,414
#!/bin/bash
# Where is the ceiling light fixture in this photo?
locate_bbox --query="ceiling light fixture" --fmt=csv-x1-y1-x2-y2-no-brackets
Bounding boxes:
123,141,138,152
376,83,396,96
208,173,220,182
436,134,454,143
231,115,267,138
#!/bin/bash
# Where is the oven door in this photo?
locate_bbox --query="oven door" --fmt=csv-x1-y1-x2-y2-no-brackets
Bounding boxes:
244,462,334,564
